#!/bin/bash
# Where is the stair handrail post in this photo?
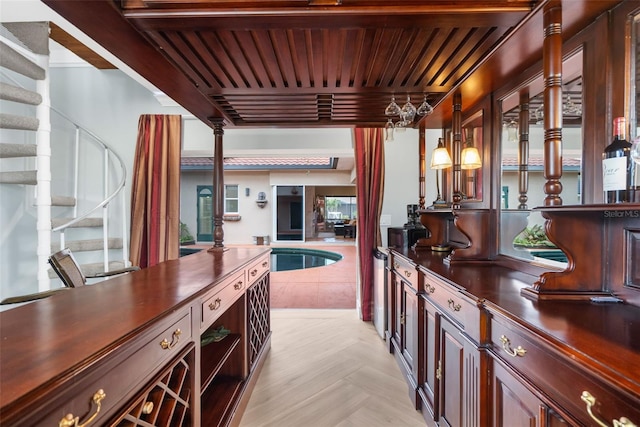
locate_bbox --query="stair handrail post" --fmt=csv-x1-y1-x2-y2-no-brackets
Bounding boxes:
35,50,52,292
103,146,109,272
73,125,80,218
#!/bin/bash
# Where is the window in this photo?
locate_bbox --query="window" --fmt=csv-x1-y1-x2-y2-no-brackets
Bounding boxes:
225,184,239,213
325,196,357,221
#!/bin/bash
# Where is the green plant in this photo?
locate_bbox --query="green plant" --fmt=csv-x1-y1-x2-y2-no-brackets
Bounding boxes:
180,221,195,244
513,224,556,248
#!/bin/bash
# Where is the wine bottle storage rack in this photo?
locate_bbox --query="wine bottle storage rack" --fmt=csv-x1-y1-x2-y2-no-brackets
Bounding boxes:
113,345,194,426
248,273,270,370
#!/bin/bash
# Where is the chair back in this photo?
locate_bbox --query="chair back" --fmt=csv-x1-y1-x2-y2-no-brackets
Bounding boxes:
49,248,86,288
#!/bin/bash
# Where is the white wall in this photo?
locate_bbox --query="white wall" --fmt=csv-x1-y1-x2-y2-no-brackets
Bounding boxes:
380,128,441,247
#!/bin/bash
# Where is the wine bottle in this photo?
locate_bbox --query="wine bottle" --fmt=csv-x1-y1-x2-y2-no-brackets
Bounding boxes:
603,117,634,203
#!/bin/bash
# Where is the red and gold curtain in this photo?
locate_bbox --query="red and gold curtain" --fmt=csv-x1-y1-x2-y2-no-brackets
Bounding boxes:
354,128,385,321
130,115,182,268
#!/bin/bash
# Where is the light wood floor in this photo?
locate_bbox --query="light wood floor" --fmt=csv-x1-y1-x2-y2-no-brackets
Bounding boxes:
239,309,426,427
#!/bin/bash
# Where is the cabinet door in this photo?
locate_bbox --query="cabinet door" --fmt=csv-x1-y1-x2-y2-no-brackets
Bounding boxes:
391,274,403,349
439,316,464,427
401,283,418,377
420,296,439,421
492,358,570,427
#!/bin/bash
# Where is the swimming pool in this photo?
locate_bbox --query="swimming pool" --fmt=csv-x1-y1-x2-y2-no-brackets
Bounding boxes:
270,248,343,272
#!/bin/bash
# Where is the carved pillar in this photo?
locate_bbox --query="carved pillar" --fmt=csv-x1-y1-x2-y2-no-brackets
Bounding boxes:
542,5,563,205
419,126,426,209
209,119,226,251
452,93,463,208
518,91,530,209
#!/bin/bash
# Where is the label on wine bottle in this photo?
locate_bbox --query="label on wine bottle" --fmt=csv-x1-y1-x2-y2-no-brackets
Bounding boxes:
602,157,627,191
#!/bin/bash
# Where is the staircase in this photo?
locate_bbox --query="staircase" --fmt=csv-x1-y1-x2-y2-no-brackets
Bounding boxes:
0,22,130,297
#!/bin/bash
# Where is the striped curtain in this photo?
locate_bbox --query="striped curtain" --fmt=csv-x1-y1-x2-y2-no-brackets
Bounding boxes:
354,128,385,321
130,115,182,268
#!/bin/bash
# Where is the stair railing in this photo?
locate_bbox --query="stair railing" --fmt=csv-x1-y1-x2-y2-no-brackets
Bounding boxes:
51,107,130,271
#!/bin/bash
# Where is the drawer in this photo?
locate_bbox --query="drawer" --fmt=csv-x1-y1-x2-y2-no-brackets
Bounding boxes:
202,270,245,330
391,253,419,290
422,271,482,342
31,310,193,427
490,312,640,426
247,254,270,284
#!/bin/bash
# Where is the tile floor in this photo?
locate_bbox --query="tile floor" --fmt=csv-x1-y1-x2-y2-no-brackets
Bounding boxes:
269,241,357,309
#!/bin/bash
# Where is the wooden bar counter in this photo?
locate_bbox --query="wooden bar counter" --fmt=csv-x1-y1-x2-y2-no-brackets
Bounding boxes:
0,247,271,427
387,248,640,427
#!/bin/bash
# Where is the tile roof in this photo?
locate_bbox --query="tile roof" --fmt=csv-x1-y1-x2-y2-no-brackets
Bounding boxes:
181,156,336,170
501,155,581,169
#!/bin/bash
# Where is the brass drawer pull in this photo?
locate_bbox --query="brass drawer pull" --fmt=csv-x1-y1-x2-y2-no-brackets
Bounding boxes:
581,391,637,427
500,335,526,357
160,329,181,350
404,270,411,277
142,401,154,415
425,284,435,294
59,389,106,427
234,280,243,290
251,269,258,277
262,261,268,268
209,298,221,311
447,298,461,312
400,313,405,325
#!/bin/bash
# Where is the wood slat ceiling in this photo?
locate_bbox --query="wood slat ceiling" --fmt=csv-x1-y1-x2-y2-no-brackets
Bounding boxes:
118,0,532,127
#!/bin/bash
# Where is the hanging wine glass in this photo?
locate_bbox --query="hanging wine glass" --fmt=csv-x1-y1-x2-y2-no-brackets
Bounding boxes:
401,95,417,124
417,94,434,116
385,95,401,116
396,110,409,129
385,118,395,141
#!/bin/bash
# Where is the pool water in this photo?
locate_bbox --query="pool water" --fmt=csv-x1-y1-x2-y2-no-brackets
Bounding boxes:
270,248,343,272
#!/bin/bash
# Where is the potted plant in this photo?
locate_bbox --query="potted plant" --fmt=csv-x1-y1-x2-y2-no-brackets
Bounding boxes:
180,221,195,245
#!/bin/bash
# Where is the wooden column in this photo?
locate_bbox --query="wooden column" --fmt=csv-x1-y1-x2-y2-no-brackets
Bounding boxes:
209,119,227,251
452,92,463,208
419,126,426,209
518,91,530,209
542,4,563,206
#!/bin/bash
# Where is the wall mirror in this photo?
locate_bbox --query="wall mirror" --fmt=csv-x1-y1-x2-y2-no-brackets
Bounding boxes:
499,51,583,266
461,110,484,202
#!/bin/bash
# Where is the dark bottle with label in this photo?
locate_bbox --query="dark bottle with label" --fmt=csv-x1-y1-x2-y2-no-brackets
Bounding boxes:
603,117,634,203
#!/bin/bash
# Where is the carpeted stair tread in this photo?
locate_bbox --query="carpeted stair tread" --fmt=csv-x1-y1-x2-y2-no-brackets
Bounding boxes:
0,113,39,131
51,238,123,253
3,22,50,55
0,40,46,80
0,143,37,158
51,217,103,229
0,170,37,185
0,82,42,105
51,195,76,206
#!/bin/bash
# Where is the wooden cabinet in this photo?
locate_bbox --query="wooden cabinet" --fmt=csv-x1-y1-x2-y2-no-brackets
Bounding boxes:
0,248,271,427
417,268,488,427
389,247,640,427
388,252,423,408
491,357,565,427
418,296,438,425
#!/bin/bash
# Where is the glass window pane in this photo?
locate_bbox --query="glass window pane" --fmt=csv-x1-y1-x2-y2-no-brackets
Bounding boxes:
226,199,238,213
226,185,238,198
